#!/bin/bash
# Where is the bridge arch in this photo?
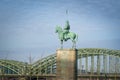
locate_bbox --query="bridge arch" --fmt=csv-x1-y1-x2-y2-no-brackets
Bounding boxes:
0,48,120,75
0,59,28,74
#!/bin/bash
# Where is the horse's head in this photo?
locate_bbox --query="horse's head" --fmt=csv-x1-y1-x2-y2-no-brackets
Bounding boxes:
55,26,62,33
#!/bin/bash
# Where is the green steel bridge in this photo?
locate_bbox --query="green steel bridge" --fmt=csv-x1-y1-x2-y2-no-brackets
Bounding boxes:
0,48,120,80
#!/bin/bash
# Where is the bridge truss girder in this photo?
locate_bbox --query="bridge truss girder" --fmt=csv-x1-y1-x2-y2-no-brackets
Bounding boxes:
0,48,120,75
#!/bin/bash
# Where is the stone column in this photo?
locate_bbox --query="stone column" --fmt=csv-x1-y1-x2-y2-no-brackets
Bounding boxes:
56,49,77,80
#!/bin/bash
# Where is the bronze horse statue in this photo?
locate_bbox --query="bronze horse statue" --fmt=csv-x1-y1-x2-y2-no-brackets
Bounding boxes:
55,26,78,48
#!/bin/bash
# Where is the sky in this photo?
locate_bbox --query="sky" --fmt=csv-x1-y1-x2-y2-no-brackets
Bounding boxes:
0,0,120,62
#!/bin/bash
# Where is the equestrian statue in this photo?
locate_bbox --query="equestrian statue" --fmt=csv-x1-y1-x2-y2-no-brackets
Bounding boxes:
55,20,78,49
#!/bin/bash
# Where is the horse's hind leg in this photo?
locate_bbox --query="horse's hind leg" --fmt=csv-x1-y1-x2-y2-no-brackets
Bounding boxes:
72,40,76,49
74,41,76,48
61,40,63,49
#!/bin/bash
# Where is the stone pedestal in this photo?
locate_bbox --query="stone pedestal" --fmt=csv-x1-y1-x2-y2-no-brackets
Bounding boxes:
56,49,77,80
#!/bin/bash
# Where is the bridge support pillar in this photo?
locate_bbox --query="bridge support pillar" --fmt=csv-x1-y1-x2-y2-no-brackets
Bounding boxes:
56,49,77,80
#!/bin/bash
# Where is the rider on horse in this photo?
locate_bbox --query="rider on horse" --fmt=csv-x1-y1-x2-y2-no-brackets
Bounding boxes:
63,20,70,41
55,20,78,48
